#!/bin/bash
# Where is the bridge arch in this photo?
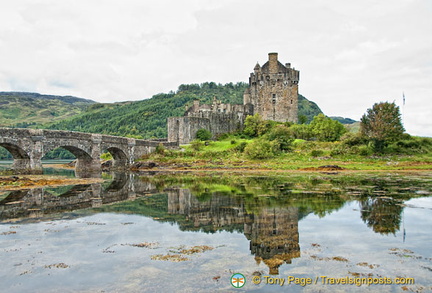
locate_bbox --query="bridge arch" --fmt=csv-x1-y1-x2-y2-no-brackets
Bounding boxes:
0,143,30,160
0,142,34,173
103,146,129,169
43,144,99,177
43,145,93,161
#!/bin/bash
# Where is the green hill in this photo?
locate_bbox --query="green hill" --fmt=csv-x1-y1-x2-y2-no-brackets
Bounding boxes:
0,92,95,127
44,82,324,139
330,116,357,124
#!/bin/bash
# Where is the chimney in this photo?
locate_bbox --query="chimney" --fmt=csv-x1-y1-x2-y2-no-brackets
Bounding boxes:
268,52,278,73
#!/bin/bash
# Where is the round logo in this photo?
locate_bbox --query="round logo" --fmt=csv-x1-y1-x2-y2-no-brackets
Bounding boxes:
230,273,246,288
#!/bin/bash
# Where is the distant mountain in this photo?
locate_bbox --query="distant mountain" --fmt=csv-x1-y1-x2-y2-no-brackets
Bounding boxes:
45,82,324,139
0,92,96,127
330,116,357,124
0,92,95,104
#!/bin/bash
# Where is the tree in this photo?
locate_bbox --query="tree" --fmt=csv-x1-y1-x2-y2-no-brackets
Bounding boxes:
298,115,308,124
310,114,346,142
360,102,405,152
243,114,276,137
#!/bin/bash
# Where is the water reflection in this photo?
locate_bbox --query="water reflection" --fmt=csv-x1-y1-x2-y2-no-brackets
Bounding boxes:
1,172,430,277
167,188,300,275
0,173,157,221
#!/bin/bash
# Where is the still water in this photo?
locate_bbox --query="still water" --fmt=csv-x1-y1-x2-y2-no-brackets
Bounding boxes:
0,171,431,292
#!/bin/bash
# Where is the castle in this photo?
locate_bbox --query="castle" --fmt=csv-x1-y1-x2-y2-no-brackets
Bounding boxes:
168,53,300,144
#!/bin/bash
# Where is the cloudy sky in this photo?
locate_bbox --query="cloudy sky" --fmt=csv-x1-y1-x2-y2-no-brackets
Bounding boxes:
1,0,431,136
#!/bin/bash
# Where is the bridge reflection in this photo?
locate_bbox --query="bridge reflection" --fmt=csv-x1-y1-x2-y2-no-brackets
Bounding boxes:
0,173,157,220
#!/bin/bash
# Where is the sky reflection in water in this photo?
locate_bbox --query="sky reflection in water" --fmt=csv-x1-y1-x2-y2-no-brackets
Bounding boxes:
0,172,431,292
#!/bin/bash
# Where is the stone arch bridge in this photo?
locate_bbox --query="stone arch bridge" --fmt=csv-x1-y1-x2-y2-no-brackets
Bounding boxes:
0,128,178,175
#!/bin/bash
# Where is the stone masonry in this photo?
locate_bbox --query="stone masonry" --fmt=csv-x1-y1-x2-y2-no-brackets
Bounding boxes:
243,52,299,123
168,53,299,144
0,128,178,176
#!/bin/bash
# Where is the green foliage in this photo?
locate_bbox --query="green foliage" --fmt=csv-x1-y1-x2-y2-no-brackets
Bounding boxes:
360,102,405,153
233,142,248,153
310,150,324,157
310,114,347,142
288,124,313,140
340,132,367,146
243,114,264,137
243,138,279,159
190,140,204,151
265,125,293,151
41,148,76,159
298,115,308,124
156,143,166,155
100,152,113,160
196,129,212,141
0,147,12,159
385,136,432,155
243,114,277,138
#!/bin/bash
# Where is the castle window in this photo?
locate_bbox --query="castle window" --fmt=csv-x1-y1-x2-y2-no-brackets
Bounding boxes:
290,99,293,104
272,94,276,104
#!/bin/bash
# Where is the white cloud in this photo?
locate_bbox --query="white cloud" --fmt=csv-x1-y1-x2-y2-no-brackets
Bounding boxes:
0,0,431,136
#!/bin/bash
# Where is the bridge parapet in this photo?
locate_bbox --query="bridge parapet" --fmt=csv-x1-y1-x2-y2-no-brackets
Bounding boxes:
0,128,178,176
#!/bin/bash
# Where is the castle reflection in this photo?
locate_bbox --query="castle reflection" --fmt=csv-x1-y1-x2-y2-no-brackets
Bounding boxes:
167,188,300,274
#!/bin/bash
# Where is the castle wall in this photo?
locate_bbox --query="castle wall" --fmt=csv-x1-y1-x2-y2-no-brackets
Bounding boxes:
167,116,211,144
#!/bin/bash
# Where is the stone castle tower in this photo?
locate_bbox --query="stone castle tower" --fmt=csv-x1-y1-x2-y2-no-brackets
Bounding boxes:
244,52,299,123
167,53,299,143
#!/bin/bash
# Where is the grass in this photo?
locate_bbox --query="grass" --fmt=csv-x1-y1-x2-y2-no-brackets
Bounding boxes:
145,137,432,171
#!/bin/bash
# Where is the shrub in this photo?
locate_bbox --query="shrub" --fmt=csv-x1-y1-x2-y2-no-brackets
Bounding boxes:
266,125,293,151
233,142,248,153
243,114,276,137
156,143,166,155
196,129,212,141
341,132,367,146
100,152,113,160
310,114,347,142
244,139,279,159
358,145,372,156
288,124,313,140
310,150,324,157
190,140,203,151
216,132,230,141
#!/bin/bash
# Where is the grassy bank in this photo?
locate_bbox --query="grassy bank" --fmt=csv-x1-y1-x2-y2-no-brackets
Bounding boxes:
141,137,432,171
